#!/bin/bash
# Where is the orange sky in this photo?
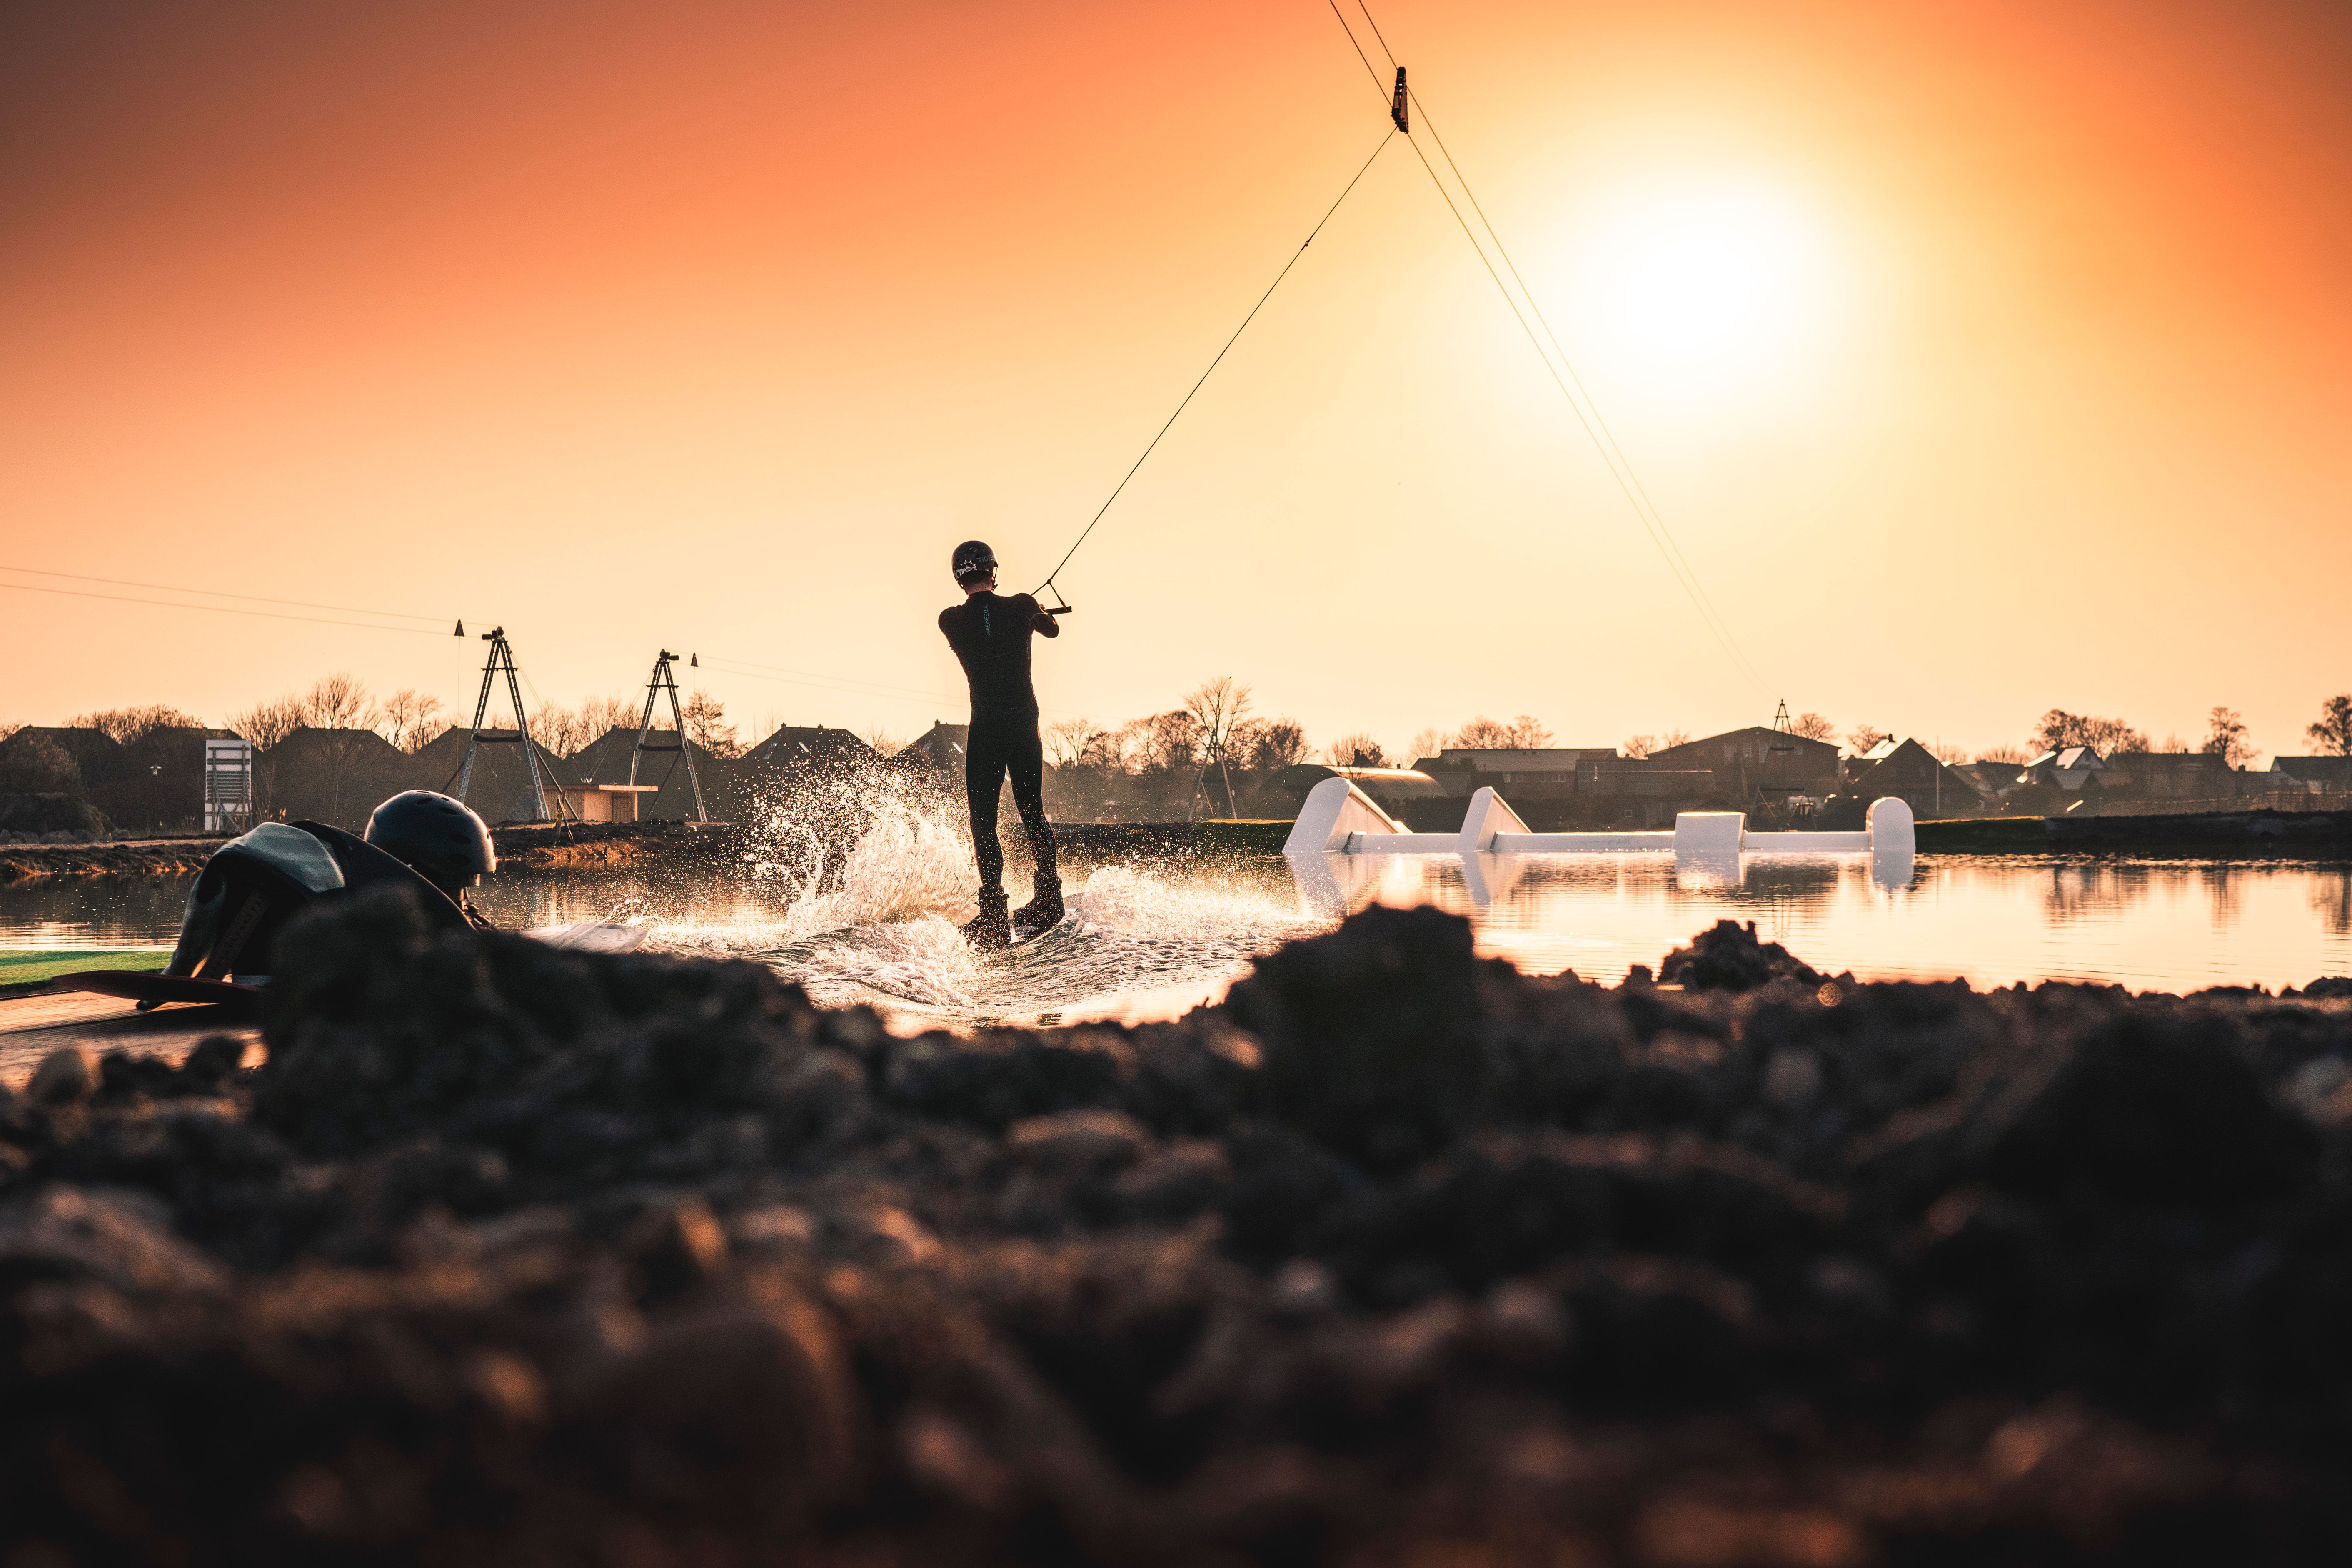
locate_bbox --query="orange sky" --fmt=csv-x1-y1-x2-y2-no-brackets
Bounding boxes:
4,0,2348,762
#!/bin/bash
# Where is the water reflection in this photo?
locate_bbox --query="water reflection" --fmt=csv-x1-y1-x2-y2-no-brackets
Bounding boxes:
3,850,2349,1014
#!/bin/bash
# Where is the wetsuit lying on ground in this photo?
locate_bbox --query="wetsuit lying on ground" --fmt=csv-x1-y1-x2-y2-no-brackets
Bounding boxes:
938,539,1061,948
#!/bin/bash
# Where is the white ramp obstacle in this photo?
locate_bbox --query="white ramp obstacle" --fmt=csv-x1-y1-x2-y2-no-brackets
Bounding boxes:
1283,779,1917,906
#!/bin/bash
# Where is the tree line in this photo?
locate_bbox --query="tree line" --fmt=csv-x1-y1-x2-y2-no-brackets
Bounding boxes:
14,683,2352,783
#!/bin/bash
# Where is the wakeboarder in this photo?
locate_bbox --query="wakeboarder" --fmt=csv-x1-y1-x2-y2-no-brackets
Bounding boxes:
937,540,1063,948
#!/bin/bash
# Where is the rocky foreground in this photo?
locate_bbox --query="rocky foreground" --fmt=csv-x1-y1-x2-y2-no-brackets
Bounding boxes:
5,895,2352,1566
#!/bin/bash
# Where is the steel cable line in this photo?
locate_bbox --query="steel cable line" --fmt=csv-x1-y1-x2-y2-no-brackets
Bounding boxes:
0,564,456,624
1034,125,1396,596
702,658,973,709
700,654,1088,721
1326,0,1773,697
0,579,456,636
1358,6,1756,691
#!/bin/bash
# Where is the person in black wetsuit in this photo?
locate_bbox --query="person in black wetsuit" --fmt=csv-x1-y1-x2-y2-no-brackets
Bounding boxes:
938,539,1061,948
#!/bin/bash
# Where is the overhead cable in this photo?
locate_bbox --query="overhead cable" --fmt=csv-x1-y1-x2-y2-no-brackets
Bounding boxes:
0,564,455,624
1327,0,1773,697
0,579,456,637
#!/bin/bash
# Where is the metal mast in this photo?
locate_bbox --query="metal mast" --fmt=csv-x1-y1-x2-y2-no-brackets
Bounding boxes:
629,649,708,823
454,626,561,821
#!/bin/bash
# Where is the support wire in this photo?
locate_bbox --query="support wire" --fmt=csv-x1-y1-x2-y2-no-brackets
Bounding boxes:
1330,0,1773,697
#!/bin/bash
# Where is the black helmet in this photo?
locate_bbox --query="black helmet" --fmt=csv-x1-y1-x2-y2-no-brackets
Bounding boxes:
366,791,496,890
951,539,997,585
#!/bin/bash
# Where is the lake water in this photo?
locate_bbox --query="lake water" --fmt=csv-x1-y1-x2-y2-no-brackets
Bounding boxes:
6,808,2347,1028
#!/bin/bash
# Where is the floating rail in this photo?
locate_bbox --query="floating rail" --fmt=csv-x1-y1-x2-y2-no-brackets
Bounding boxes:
1282,779,1917,909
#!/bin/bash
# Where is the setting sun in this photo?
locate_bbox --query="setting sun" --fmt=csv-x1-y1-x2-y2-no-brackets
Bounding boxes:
1570,177,1843,391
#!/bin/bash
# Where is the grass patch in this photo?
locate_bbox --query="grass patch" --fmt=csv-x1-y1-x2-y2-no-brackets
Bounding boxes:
0,949,170,996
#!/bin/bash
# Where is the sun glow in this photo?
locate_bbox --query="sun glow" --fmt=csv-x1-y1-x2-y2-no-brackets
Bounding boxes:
1562,177,1843,397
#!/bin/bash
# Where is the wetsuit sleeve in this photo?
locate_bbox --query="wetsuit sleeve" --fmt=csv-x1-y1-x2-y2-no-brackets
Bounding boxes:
1019,594,1059,638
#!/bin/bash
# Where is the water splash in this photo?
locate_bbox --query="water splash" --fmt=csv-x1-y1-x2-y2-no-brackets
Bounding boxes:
637,773,1327,1027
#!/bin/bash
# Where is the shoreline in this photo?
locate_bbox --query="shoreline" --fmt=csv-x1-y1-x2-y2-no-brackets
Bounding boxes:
3,808,2346,884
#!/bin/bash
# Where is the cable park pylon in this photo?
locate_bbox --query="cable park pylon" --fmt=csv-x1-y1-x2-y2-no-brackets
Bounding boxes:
629,649,709,824
454,626,566,822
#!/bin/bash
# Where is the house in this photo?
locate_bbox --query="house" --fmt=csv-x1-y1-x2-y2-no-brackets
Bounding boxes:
255,727,422,830
2101,751,2237,801
2018,747,2108,794
2271,756,2352,793
0,724,217,834
406,725,577,825
565,727,734,822
1843,737,1983,819
893,723,971,777
1952,759,2036,802
1652,727,1841,800
729,724,878,818
1415,747,1603,799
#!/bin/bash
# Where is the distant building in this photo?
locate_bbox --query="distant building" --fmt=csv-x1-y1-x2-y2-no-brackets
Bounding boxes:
1843,737,1983,819
1416,747,1605,800
565,727,734,822
1652,727,1841,802
894,722,971,777
256,727,418,830
2271,756,2352,793
2018,747,2109,794
407,725,575,826
2102,750,2237,801
729,724,877,818
0,724,216,834
1952,760,2024,801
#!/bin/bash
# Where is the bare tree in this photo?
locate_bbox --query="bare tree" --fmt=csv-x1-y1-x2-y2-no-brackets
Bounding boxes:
374,690,447,753
1326,732,1386,768
1454,716,1514,749
0,720,21,743
1791,711,1836,742
1183,678,1255,814
1929,741,1970,764
1407,727,1452,763
229,697,303,752
298,673,376,732
2154,734,2190,754
681,690,742,758
2202,707,2254,769
1043,717,1094,769
1623,734,1656,759
1977,743,2031,767
66,705,205,744
582,692,639,739
864,727,904,759
1079,725,1131,772
1135,711,1206,773
2309,694,2352,759
1659,728,1692,750
1243,718,1311,770
1846,723,1887,755
2032,709,2148,757
529,702,589,758
1505,714,1553,747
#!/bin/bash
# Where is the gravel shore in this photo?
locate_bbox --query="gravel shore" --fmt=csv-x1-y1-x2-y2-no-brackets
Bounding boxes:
4,890,2350,1565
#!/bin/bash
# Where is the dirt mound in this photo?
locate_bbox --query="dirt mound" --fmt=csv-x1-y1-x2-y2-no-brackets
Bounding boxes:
3,888,2350,1564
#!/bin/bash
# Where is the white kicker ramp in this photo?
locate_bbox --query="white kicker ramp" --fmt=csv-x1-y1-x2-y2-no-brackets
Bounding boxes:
1283,778,1919,903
